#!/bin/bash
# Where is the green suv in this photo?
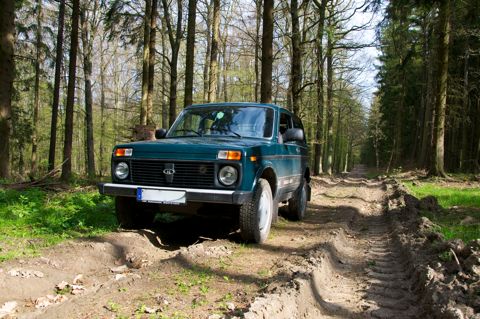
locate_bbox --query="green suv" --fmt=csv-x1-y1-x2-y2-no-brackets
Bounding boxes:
99,103,310,243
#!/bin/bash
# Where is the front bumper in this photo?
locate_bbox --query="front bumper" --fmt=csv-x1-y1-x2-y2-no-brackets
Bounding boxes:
98,183,252,205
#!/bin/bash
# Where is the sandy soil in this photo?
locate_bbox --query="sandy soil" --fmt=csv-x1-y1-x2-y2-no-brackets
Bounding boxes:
0,166,427,318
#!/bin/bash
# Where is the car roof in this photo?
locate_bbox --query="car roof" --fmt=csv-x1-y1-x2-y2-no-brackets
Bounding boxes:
186,102,290,113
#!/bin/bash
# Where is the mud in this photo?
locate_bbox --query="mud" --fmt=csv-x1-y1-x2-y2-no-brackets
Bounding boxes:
0,166,478,318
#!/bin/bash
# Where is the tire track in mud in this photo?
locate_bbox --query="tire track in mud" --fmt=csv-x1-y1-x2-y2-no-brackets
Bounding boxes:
246,168,422,319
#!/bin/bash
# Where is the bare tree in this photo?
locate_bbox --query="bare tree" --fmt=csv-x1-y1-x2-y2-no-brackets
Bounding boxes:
431,0,450,177
162,0,183,126
260,0,274,103
208,0,220,102
48,0,66,172
61,0,81,181
184,0,198,107
0,0,15,179
31,0,43,176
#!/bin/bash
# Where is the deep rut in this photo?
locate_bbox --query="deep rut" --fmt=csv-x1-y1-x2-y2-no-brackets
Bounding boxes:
246,166,422,319
360,214,419,318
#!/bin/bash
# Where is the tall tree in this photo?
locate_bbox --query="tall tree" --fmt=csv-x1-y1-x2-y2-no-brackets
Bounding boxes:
203,0,213,102
324,12,334,175
313,0,327,175
147,0,158,124
431,0,451,177
31,0,43,176
61,0,81,181
290,0,302,115
80,0,99,178
254,0,261,102
162,0,183,126
260,0,273,103
0,0,15,179
184,0,197,107
208,0,220,102
140,0,152,125
48,0,66,172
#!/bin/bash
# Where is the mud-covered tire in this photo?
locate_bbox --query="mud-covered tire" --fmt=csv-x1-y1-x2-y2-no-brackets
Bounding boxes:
286,179,307,221
115,197,154,229
239,179,273,243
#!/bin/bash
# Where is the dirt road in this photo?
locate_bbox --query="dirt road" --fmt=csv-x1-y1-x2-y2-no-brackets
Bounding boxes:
0,167,422,318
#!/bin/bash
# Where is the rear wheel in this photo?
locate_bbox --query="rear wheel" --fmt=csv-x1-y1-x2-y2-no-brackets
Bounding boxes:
239,179,273,243
286,179,307,221
115,197,155,229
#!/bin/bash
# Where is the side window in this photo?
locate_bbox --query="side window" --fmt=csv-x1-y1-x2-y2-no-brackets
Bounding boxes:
279,112,292,135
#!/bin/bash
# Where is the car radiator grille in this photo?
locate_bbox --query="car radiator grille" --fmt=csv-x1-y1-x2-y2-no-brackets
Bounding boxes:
130,160,215,188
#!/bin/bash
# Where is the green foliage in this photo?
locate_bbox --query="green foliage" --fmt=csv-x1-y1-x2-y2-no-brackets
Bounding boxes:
0,187,116,261
405,182,480,243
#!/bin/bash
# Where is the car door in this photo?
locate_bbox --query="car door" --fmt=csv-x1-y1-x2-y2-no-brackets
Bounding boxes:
276,111,301,194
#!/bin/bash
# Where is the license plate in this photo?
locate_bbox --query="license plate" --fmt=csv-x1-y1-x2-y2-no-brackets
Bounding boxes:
136,188,186,205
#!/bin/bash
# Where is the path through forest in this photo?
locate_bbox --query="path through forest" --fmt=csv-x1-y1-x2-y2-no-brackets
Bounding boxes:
0,166,424,318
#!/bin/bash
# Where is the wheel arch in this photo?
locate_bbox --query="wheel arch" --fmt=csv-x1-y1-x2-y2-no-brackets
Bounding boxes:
258,166,278,198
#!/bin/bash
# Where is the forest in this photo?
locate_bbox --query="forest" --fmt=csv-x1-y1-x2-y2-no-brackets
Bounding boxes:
0,0,478,182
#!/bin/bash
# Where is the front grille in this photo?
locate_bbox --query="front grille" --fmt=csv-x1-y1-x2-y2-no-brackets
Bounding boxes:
130,160,215,188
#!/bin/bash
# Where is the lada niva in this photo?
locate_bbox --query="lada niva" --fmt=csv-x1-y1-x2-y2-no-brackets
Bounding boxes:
98,102,310,243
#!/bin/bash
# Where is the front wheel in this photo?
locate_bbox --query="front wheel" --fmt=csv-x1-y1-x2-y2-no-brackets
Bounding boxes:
115,197,155,229
239,179,273,243
286,179,307,221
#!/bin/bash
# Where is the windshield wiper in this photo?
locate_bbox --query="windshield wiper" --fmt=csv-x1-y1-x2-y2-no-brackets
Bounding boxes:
209,128,242,138
172,129,201,136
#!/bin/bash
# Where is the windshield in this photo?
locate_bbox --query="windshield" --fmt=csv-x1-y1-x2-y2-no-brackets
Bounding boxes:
168,106,275,139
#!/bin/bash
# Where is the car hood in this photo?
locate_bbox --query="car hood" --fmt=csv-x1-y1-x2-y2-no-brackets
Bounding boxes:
116,137,270,160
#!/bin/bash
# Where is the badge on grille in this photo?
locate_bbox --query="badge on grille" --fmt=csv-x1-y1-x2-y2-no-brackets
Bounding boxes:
163,163,175,183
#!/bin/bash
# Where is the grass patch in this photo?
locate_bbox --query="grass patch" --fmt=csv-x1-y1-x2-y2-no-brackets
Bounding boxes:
0,187,116,262
404,182,480,243
404,182,480,208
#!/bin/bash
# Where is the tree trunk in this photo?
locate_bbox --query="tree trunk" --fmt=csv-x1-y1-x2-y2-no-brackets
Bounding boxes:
48,0,65,172
222,37,228,102
431,0,450,177
61,0,80,181
0,0,15,179
260,0,274,103
207,0,220,102
162,0,183,126
313,0,326,175
99,36,106,177
325,20,334,175
160,16,168,127
459,43,469,171
203,0,213,102
31,0,42,176
140,0,152,125
290,0,302,115
184,0,197,107
254,0,261,102
80,6,95,178
147,0,157,124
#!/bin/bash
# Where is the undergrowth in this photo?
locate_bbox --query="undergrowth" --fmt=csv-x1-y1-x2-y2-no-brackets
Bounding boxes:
0,187,116,262
405,182,480,243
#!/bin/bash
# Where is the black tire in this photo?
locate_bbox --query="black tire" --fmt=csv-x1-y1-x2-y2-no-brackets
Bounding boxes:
286,179,307,221
239,179,273,243
115,197,155,229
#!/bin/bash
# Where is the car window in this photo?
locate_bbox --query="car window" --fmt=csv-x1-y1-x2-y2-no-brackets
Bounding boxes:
168,106,275,139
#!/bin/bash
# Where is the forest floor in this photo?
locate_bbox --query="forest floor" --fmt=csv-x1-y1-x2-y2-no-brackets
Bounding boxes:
1,166,479,319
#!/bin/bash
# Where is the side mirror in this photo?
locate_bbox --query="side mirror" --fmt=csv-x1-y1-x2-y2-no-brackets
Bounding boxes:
284,128,304,142
155,128,167,139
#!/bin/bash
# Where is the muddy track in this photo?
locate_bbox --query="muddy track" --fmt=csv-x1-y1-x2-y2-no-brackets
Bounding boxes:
0,166,426,319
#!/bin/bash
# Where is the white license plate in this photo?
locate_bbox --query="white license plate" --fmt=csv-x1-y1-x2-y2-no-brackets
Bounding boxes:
136,188,186,205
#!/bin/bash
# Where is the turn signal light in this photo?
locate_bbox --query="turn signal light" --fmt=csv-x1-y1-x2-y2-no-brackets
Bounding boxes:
115,148,133,157
218,150,242,160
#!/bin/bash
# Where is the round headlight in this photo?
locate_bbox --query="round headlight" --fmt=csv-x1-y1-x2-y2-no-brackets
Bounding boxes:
115,162,129,179
218,166,238,186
